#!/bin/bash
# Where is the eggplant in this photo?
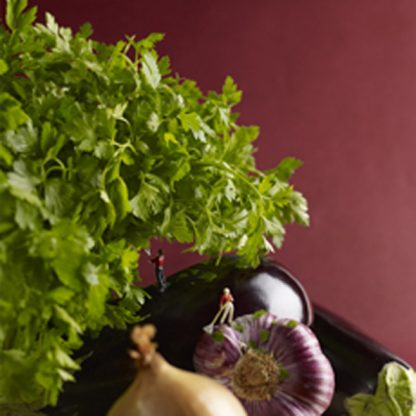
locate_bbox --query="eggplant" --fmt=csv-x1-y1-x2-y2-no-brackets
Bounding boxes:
311,305,408,415
45,257,408,416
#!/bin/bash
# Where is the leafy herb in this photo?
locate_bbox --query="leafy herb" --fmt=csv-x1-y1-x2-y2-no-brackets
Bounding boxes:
346,362,416,416
0,0,308,407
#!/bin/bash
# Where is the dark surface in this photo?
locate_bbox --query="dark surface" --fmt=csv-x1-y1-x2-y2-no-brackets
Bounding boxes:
44,258,408,416
312,305,408,415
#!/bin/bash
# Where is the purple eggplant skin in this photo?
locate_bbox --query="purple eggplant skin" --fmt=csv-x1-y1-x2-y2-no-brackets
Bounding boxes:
138,256,314,371
45,257,408,416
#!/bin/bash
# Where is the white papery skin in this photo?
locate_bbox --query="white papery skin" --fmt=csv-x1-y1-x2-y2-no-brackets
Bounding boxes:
194,313,335,416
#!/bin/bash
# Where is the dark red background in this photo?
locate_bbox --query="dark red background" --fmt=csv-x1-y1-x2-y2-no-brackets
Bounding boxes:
7,0,416,365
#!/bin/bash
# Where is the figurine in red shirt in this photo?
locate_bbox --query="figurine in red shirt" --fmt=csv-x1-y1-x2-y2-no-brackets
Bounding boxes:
150,249,168,292
219,288,234,324
204,288,235,333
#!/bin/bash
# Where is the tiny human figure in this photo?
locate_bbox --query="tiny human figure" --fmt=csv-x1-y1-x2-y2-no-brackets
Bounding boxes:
150,249,168,292
219,287,234,324
203,288,235,334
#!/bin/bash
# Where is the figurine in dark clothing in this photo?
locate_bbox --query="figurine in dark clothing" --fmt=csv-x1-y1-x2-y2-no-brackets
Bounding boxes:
150,249,168,292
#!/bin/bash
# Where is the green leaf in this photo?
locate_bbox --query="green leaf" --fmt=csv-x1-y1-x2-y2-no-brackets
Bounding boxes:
46,134,66,160
14,200,40,230
224,179,237,202
384,363,416,415
56,368,75,382
78,22,93,39
130,178,165,220
108,178,131,221
346,362,416,416
54,305,82,334
45,12,59,35
0,93,30,130
163,132,178,144
222,76,242,105
40,121,54,153
44,179,74,221
0,145,13,167
170,212,193,243
0,222,15,235
130,286,149,305
84,264,108,323
94,141,114,160
31,222,93,289
147,112,160,132
7,160,41,206
54,348,79,371
0,349,39,404
137,32,164,50
170,160,191,186
7,106,29,129
179,111,201,133
6,0,28,31
4,125,37,154
16,5,37,31
120,246,138,275
112,103,128,121
141,51,161,89
47,287,74,304
0,60,9,76
274,157,303,182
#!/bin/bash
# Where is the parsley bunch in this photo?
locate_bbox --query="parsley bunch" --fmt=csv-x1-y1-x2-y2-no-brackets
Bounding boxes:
0,0,308,408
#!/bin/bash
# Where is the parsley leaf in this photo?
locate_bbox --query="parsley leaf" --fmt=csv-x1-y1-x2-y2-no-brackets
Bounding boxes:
0,0,309,407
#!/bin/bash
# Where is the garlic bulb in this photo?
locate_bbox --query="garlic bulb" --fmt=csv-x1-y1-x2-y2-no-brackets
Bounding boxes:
107,324,247,416
194,312,335,416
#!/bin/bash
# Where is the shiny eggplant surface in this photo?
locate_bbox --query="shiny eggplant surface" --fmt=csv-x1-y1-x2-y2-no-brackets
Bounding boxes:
45,257,408,416
312,305,408,415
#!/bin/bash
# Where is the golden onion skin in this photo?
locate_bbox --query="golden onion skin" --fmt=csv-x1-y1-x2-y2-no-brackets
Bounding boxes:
108,325,247,416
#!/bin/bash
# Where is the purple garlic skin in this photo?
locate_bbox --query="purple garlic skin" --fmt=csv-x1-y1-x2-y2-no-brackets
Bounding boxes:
194,312,335,416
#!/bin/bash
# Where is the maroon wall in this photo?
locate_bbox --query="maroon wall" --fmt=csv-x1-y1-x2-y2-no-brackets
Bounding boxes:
20,0,416,365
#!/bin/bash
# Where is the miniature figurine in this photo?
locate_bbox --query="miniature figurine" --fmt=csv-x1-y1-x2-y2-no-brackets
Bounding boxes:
149,249,168,292
203,288,235,334
219,287,234,324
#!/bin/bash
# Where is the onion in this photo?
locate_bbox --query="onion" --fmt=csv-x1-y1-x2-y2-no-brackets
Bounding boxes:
193,312,335,416
107,324,247,416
